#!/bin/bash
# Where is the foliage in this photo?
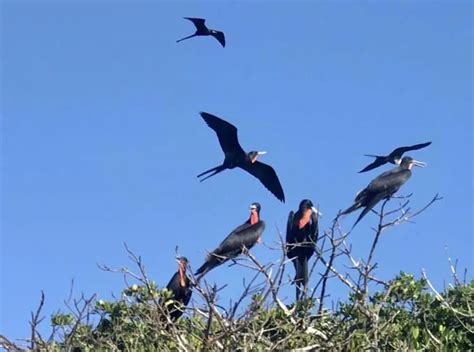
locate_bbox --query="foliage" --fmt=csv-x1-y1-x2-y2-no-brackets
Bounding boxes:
1,195,472,351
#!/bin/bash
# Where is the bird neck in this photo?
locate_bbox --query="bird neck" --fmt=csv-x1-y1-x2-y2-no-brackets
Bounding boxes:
298,209,312,229
250,210,259,225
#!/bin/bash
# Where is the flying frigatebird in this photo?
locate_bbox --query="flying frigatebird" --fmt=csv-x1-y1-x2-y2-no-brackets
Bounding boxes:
286,199,321,300
359,142,431,173
177,17,225,47
165,257,192,320
198,112,285,203
342,156,426,228
195,202,265,280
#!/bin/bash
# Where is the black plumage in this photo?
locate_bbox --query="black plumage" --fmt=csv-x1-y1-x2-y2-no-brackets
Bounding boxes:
359,142,431,173
197,112,285,203
342,156,426,228
177,17,225,47
286,199,320,300
165,257,192,320
195,203,265,280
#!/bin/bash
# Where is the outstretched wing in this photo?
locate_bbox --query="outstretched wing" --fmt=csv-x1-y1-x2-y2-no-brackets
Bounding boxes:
211,30,225,47
240,160,285,203
200,112,245,155
390,141,432,159
184,17,208,32
358,156,388,173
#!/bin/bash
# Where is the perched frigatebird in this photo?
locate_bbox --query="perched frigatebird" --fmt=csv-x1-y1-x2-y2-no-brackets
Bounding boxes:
177,17,225,47
342,156,426,228
165,257,192,320
198,112,285,203
195,202,265,280
286,199,321,300
359,142,431,173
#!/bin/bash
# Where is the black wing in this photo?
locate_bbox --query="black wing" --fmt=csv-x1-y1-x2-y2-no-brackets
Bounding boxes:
358,156,388,173
390,142,432,159
366,167,412,194
286,211,295,244
211,31,225,47
309,211,319,244
240,160,285,202
200,112,245,155
215,221,265,256
166,271,180,294
184,17,208,32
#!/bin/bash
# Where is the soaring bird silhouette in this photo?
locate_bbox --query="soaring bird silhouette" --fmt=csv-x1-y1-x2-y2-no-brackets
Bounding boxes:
195,203,265,280
198,112,285,203
342,156,426,228
286,199,321,300
177,17,225,47
165,257,192,320
359,142,431,173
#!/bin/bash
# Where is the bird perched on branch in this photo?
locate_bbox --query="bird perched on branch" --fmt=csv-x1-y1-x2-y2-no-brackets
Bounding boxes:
359,142,431,173
286,199,321,300
177,17,225,47
342,156,426,228
197,112,285,203
164,257,192,320
195,203,265,280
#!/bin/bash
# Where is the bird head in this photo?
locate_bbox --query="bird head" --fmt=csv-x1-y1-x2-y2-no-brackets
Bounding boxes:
299,199,323,218
249,202,261,214
176,256,189,270
400,156,426,170
248,151,267,164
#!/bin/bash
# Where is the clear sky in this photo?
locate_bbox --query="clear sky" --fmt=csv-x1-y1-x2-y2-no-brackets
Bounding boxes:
1,0,472,340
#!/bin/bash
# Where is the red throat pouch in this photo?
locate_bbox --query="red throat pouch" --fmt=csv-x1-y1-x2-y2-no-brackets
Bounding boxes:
298,209,312,229
250,210,259,225
178,266,185,288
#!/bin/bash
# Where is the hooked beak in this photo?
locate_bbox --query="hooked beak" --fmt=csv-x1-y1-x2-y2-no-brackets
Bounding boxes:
312,206,323,218
257,151,267,155
412,159,427,168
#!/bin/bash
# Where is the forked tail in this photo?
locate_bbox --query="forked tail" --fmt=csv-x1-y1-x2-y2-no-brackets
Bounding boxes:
176,33,197,43
197,164,226,182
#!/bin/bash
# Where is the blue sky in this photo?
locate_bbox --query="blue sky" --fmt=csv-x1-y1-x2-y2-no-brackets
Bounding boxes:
1,0,472,340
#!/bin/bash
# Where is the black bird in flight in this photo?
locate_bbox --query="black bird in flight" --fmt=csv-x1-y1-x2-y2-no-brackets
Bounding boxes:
198,112,286,203
177,17,225,47
164,257,192,320
342,156,426,229
359,142,431,173
195,202,265,280
286,199,321,300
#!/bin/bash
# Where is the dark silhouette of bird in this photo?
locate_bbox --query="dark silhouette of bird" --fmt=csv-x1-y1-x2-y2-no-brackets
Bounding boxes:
195,203,265,280
164,257,192,320
197,112,285,203
342,156,426,228
177,17,225,47
359,142,431,173
286,199,321,300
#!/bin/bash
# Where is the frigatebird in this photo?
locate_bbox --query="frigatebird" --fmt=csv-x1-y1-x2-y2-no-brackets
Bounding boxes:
165,257,192,320
286,199,321,300
195,203,265,280
198,112,285,203
177,17,225,47
342,156,426,228
359,142,431,173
